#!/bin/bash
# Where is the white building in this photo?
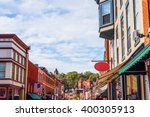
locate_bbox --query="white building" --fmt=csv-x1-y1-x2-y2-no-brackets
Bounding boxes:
0,34,30,100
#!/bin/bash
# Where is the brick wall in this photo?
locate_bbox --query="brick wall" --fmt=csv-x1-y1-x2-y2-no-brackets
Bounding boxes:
143,0,150,45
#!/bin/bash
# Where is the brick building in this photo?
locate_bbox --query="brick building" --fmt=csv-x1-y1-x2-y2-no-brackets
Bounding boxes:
38,67,55,99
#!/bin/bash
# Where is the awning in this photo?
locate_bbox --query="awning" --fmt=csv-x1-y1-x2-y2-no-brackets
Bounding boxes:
100,89,108,97
27,93,41,100
98,62,126,88
119,44,150,75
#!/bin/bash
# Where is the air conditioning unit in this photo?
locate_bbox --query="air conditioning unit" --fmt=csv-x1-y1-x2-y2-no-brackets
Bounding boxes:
132,30,140,40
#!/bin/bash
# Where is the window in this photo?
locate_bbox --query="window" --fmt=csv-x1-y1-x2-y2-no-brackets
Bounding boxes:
0,63,5,78
117,48,119,65
113,78,121,100
121,14,125,60
22,69,25,83
102,2,111,25
126,75,138,100
12,63,15,80
110,40,114,68
16,66,19,81
22,57,25,66
18,67,21,82
99,0,113,26
116,26,119,65
19,55,22,64
126,3,131,54
0,88,6,98
20,68,22,83
14,65,17,80
17,54,19,62
120,0,123,8
134,0,140,46
115,0,118,20
15,52,18,61
134,0,139,30
116,26,119,47
13,50,15,60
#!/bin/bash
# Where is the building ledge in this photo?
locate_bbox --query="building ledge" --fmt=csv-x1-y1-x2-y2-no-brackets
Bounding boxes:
99,24,114,39
0,79,24,88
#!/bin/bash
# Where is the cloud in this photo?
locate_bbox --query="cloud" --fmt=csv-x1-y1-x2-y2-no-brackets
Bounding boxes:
0,0,104,73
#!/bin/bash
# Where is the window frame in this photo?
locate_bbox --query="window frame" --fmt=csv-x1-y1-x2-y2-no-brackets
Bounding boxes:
116,26,119,65
99,0,114,27
120,13,125,60
120,0,123,8
115,0,118,20
126,1,132,55
133,0,140,46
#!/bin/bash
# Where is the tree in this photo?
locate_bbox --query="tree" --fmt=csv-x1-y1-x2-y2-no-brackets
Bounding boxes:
53,71,100,90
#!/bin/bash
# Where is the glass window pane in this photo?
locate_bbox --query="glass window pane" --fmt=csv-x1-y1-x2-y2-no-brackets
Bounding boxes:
0,64,5,71
126,4,130,28
0,72,5,78
135,0,138,14
102,2,110,15
103,14,110,24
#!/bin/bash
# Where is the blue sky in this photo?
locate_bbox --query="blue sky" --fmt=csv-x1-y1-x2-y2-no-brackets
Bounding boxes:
0,0,104,73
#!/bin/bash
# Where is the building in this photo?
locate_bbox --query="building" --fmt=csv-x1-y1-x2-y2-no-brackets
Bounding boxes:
0,34,30,100
54,78,64,100
95,0,150,100
38,67,55,99
27,61,41,100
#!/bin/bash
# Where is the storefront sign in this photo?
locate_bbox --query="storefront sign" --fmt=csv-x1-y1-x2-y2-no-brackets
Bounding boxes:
94,62,110,71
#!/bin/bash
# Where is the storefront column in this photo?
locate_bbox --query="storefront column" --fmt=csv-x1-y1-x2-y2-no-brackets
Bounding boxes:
107,82,111,100
144,74,149,100
120,75,125,100
140,75,145,100
110,82,113,100
137,75,141,100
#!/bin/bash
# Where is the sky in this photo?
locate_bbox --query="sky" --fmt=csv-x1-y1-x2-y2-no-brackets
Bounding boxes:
0,0,104,73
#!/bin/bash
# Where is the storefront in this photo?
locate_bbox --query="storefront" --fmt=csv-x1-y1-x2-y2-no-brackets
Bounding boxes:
111,77,121,100
98,62,127,100
0,85,24,100
119,43,150,100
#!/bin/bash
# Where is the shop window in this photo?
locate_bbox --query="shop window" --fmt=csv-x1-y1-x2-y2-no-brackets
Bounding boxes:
0,88,6,98
8,89,13,100
113,78,121,100
126,75,138,100
0,63,5,78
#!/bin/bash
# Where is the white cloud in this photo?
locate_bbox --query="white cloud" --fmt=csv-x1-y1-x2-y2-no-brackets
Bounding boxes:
0,0,104,73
